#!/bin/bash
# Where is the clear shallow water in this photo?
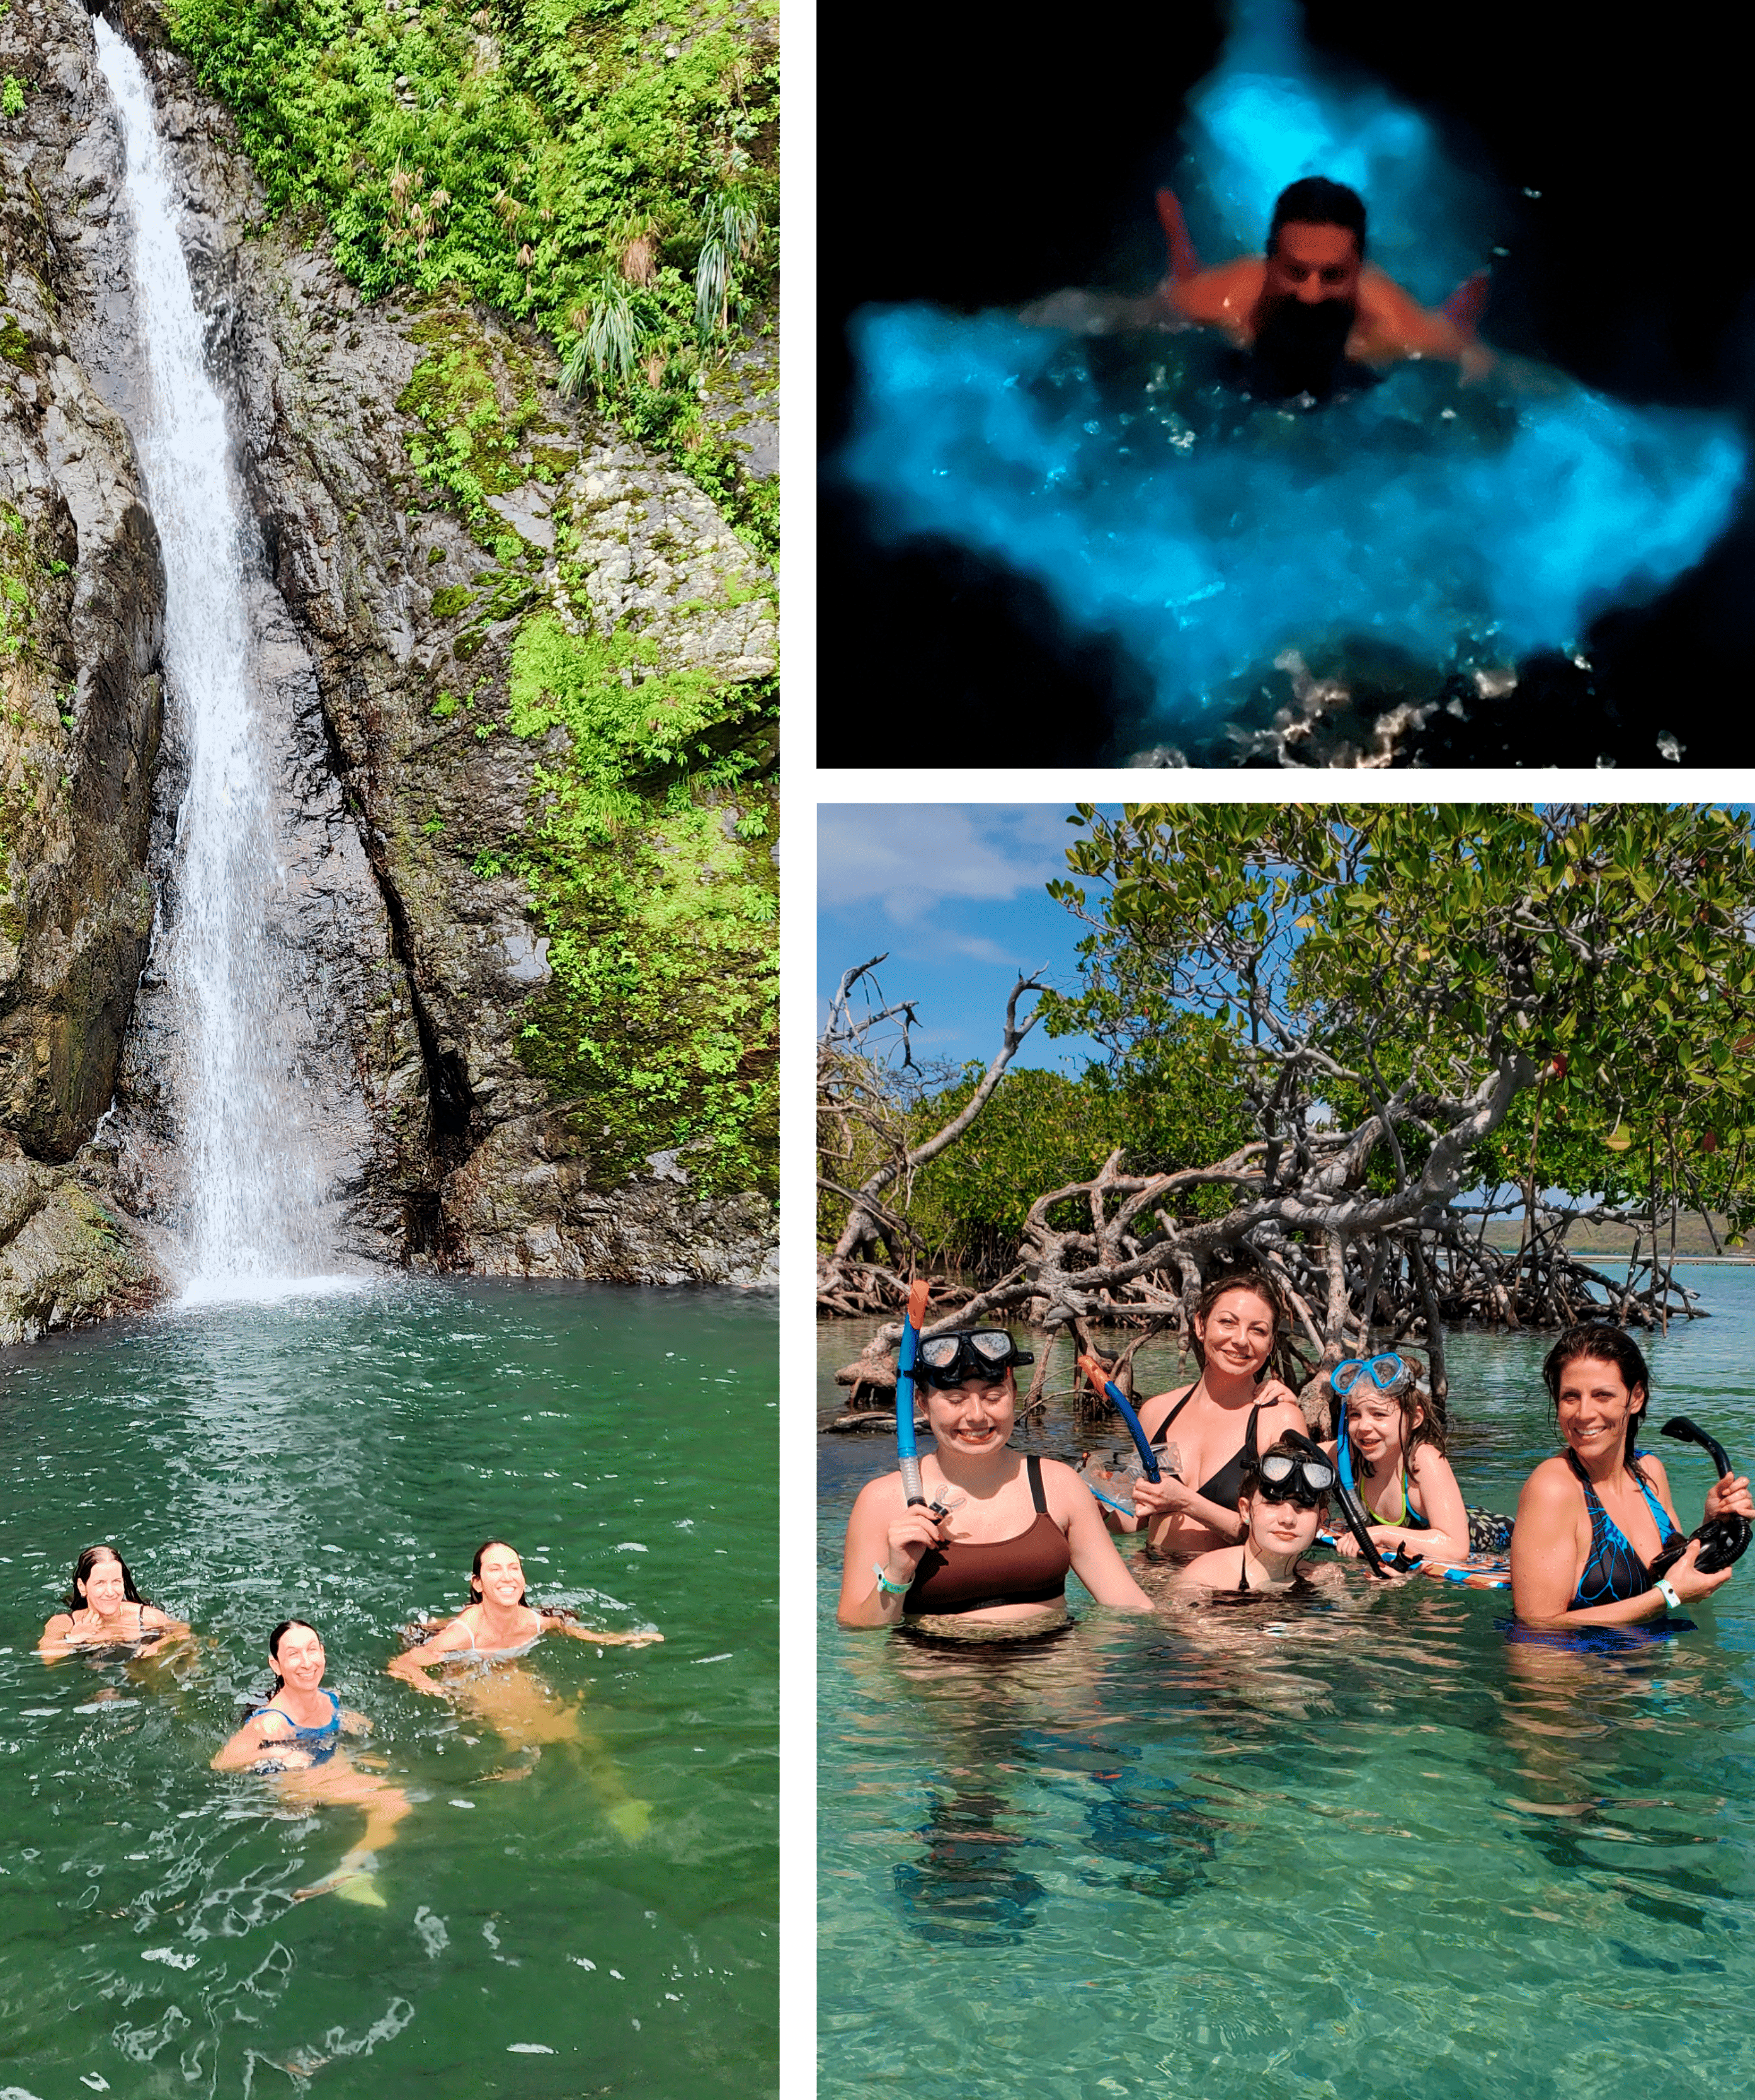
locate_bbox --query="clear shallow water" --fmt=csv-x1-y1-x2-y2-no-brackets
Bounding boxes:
818,1272,1755,2099
1,1282,776,2096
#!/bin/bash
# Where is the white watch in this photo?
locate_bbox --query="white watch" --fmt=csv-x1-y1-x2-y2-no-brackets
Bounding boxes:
1656,1576,1682,1612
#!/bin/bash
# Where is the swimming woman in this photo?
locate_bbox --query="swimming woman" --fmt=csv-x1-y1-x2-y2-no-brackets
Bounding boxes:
1123,1272,1307,1557
1509,1326,1754,1629
837,1326,1152,1637
389,1541,661,1837
38,1546,190,1658
1172,1434,1340,1598
212,1619,411,1905
1323,1353,1471,1564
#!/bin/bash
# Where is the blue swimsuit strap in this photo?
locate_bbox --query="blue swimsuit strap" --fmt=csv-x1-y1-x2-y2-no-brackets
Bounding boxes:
261,1689,341,1738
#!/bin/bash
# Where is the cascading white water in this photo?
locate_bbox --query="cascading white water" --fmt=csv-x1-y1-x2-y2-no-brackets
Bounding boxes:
94,21,355,1299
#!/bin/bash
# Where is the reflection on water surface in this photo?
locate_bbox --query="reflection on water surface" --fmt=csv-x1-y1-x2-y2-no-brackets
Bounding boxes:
2,1280,776,2096
819,1273,1755,2099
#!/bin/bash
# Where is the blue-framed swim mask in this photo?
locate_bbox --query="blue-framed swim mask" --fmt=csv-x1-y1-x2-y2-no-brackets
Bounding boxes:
916,1329,1035,1390
1330,1352,1417,1399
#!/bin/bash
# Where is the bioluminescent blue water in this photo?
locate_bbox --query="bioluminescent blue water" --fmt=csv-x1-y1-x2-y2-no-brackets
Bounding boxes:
1177,0,1492,306
839,1,1748,732
819,1270,1755,2099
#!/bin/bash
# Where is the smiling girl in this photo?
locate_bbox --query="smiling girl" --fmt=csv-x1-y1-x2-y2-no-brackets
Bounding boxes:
1324,1353,1471,1565
838,1327,1152,1638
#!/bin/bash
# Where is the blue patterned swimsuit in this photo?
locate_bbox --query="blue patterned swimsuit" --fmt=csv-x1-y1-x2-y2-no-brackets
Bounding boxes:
1565,1451,1683,1612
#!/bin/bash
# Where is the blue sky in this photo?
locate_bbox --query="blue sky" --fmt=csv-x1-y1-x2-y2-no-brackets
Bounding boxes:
816,804,1117,1077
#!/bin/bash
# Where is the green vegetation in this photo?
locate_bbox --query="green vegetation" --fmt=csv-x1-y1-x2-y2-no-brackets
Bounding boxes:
900,1028,1257,1278
2,76,25,121
165,0,777,548
486,609,776,1192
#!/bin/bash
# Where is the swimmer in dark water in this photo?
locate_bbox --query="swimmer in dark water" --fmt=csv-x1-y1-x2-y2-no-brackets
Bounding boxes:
838,1329,1152,1638
38,1545,191,1658
1510,1326,1754,1629
389,1541,662,1837
212,1619,411,1905
1157,176,1491,396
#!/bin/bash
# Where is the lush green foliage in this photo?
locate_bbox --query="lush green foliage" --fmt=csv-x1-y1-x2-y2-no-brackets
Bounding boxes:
1047,802,1755,1232
165,0,777,546
901,1030,1257,1276
489,609,776,1192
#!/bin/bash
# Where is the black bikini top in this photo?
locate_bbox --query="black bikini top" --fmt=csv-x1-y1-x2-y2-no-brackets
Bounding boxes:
1153,1391,1266,1507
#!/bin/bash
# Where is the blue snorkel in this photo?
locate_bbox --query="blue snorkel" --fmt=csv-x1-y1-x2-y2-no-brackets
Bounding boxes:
896,1278,932,1507
1076,1355,1162,1485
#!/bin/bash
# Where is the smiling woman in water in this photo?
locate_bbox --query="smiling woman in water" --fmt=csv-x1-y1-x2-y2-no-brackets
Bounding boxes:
388,1540,663,1837
38,1546,190,1658
1510,1326,1755,1628
838,1329,1152,1639
388,1539,663,1686
212,1619,411,1905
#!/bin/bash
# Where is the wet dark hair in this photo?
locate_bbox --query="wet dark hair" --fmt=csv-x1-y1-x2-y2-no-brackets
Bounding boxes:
266,1619,321,1692
63,1545,148,1614
469,1540,529,1607
468,1540,581,1627
1268,176,1367,258
1189,1269,1286,1370
1542,1325,1652,1469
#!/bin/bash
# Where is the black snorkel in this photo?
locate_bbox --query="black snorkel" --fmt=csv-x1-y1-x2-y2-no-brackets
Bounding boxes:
1650,1416,1752,1577
1315,1409,1391,1580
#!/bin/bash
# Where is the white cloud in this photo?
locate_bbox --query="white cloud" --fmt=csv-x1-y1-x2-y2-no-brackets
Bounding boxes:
817,805,1074,923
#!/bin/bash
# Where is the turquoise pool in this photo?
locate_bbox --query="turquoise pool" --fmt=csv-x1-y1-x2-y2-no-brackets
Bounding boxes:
818,1273,1755,2097
1,1280,777,2097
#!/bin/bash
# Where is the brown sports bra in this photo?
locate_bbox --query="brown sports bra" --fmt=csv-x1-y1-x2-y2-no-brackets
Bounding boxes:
903,1455,1073,1617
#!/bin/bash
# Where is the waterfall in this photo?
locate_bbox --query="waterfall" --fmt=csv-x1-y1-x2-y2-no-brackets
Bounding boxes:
94,21,357,1300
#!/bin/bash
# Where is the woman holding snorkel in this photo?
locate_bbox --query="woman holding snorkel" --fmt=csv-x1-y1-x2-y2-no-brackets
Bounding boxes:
1123,1271,1308,1557
838,1324,1153,1637
1510,1326,1754,1628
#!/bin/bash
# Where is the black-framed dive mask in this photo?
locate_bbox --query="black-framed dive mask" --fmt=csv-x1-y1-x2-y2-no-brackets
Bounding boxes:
1250,1449,1336,1509
916,1329,1036,1390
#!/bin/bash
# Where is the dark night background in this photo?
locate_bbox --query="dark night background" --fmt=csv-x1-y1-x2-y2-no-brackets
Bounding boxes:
817,1,1755,767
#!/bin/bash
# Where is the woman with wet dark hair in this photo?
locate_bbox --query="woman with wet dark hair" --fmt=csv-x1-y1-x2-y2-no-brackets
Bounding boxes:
212,1619,409,1905
1510,1324,1754,1628
38,1545,190,1657
388,1539,663,1686
387,1541,662,1838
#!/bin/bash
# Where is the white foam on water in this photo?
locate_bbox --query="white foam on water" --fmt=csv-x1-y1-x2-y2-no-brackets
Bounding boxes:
93,23,345,1295
174,1271,375,1309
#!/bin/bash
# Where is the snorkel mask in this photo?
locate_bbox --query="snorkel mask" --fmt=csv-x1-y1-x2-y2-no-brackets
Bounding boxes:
1247,1433,1336,1511
916,1329,1036,1391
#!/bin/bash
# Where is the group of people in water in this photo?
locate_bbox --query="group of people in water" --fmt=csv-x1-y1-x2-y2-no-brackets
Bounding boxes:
837,1271,1755,1642
39,1539,661,1903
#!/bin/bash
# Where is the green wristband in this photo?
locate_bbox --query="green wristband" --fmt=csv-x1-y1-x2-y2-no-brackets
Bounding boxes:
872,1563,910,1598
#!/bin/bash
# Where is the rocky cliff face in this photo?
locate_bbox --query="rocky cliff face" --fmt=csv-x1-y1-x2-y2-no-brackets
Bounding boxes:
0,0,776,1343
